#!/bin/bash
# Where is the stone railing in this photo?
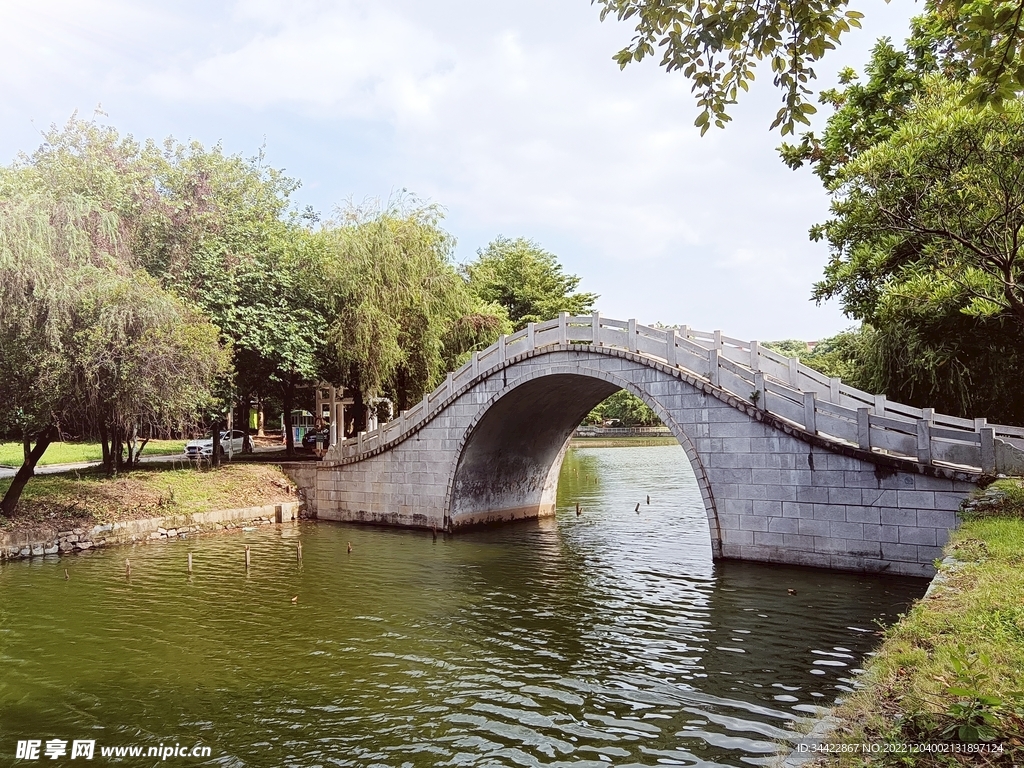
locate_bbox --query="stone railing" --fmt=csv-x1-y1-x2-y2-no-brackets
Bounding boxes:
330,314,1024,474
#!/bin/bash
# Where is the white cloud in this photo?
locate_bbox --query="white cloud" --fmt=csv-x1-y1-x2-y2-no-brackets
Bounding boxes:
0,0,917,339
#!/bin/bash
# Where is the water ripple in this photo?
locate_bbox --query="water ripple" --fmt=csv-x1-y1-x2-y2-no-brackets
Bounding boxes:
0,445,926,766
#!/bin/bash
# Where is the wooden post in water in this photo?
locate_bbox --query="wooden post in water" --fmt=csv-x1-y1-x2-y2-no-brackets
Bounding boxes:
296,541,303,563
125,559,131,578
245,545,251,570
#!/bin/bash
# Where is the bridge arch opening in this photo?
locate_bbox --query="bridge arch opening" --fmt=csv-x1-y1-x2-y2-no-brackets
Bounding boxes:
445,372,721,553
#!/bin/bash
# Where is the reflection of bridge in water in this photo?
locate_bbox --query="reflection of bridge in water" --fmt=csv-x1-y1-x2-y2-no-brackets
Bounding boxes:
300,315,1024,576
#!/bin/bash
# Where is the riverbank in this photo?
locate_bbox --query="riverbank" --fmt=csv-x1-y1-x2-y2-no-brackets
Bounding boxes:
0,464,305,559
570,436,678,448
816,478,1024,766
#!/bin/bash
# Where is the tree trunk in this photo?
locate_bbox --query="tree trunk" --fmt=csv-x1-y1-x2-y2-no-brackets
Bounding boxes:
131,424,149,466
239,397,253,453
1,425,57,516
99,422,111,475
283,376,296,456
124,423,139,468
256,397,265,437
396,367,410,414
211,419,222,467
351,386,368,435
111,420,124,475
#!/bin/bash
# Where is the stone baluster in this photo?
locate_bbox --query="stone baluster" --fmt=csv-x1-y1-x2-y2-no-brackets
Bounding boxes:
857,407,871,450
803,391,817,434
980,427,996,473
916,420,932,465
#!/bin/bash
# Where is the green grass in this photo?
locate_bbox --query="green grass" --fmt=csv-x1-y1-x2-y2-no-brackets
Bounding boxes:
0,463,300,531
820,486,1024,766
0,440,185,468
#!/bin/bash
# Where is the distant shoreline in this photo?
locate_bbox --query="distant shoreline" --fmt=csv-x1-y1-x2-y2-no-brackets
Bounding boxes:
569,436,677,448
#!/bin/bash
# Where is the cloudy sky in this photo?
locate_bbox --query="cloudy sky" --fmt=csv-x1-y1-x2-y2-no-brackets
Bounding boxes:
1,0,918,340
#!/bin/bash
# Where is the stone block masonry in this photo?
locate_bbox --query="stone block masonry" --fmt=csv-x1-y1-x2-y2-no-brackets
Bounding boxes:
0,501,305,561
313,341,978,577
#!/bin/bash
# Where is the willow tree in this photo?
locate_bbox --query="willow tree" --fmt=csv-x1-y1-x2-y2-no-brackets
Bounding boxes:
316,198,507,433
8,116,309,450
0,194,108,512
68,268,230,473
0,191,227,513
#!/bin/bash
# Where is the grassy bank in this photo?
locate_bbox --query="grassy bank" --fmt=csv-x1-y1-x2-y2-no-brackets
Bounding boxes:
819,478,1024,766
0,464,300,533
0,439,185,467
570,436,678,448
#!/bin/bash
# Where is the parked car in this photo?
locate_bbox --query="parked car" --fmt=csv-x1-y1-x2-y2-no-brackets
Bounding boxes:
301,427,330,452
184,430,247,459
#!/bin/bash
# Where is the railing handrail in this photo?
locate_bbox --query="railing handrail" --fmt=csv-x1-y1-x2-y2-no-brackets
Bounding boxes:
328,313,1019,474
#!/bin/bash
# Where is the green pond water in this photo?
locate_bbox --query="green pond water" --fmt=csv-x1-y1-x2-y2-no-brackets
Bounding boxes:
0,445,927,767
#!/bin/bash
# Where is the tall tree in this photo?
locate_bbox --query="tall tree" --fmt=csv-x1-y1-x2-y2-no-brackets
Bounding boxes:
806,75,1024,422
9,116,313,452
69,268,229,474
0,192,226,514
594,0,1024,133
316,198,506,432
463,237,598,331
0,194,112,513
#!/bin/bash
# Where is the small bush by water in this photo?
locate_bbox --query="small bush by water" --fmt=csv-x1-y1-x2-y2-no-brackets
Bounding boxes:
818,482,1024,767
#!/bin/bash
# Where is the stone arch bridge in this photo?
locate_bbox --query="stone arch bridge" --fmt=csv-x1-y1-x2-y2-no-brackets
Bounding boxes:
304,315,1024,576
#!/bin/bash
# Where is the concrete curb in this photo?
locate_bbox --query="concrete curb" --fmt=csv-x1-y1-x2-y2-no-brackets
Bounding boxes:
0,500,305,561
